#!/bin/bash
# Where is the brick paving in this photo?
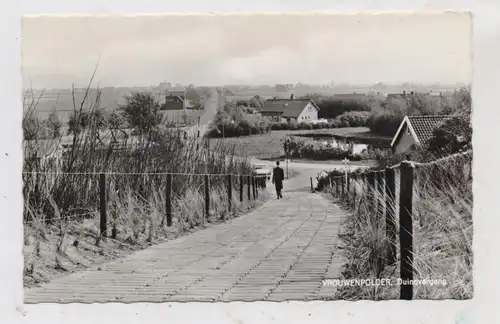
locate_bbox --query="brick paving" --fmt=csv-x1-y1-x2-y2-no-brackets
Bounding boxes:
24,171,347,303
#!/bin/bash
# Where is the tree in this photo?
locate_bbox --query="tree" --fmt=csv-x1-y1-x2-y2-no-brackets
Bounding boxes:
67,109,107,135
46,110,62,138
119,92,162,134
427,115,472,155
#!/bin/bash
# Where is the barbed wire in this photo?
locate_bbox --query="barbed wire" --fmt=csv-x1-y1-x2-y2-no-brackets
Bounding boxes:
22,171,268,178
317,150,472,180
411,150,472,167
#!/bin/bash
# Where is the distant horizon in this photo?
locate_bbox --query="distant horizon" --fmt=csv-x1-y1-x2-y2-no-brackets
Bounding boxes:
23,81,470,92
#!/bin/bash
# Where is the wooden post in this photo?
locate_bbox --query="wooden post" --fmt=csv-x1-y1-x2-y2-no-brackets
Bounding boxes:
247,175,251,200
204,174,210,219
361,173,366,194
367,172,375,212
239,174,244,202
385,168,396,264
227,174,232,213
99,173,107,238
253,177,259,199
335,178,340,197
346,173,350,196
376,171,384,217
341,176,345,196
166,174,172,227
352,174,357,209
399,161,415,300
310,177,314,192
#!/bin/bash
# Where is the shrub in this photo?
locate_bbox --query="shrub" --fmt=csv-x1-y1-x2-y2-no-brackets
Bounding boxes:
428,114,472,156
367,112,404,137
334,111,371,128
46,111,62,139
207,102,270,138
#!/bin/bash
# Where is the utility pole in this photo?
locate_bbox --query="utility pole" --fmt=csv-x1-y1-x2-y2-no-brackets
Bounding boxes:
342,158,350,184
284,138,290,179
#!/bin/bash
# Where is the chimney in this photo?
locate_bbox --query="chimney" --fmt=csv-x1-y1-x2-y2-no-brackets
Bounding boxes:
290,93,295,100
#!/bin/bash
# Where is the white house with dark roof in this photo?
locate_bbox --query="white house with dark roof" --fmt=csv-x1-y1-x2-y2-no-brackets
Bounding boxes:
259,97,320,123
391,115,452,154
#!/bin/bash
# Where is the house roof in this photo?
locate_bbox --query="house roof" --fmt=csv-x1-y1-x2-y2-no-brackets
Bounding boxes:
166,90,186,97
260,99,319,118
391,115,452,147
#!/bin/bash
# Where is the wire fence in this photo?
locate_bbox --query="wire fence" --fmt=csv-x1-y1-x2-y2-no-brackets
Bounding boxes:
320,150,472,300
23,170,269,226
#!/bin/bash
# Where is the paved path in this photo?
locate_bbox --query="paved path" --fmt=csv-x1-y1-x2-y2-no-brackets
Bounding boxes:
24,169,348,303
183,88,221,139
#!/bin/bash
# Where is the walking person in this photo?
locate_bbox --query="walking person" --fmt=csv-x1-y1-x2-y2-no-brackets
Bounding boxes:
272,161,284,199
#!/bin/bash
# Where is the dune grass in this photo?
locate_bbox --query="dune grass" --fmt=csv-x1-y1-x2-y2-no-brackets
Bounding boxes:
327,151,472,300
23,84,270,287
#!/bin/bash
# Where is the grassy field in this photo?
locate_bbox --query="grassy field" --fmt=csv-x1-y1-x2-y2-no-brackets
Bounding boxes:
208,127,387,159
25,87,205,127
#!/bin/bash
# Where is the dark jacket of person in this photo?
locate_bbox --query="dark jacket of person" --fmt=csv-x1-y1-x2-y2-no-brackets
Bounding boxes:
272,166,284,186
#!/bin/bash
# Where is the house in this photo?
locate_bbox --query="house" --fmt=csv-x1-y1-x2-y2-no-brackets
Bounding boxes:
161,90,186,111
390,115,452,154
259,97,320,123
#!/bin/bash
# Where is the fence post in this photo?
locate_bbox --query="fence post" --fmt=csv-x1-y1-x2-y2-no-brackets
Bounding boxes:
247,175,251,200
376,171,384,217
240,174,244,202
204,174,210,220
351,174,357,209
254,176,258,199
252,176,257,200
346,173,350,197
227,174,232,213
99,173,107,239
361,173,366,192
166,174,172,227
310,177,314,192
367,172,375,212
385,168,396,264
399,161,415,300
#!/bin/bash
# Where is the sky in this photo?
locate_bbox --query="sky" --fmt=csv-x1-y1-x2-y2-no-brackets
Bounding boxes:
21,13,472,89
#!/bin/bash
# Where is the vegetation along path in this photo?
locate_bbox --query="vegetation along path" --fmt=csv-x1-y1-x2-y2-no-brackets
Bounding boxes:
25,166,352,303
